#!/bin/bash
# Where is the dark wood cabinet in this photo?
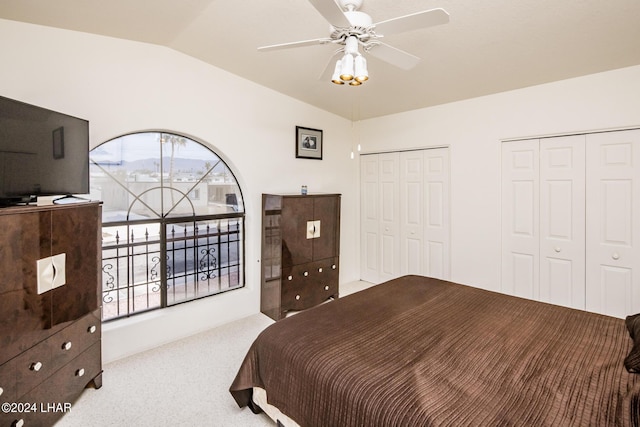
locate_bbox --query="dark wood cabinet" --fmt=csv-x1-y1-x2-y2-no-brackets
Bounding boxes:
0,202,102,427
261,194,340,320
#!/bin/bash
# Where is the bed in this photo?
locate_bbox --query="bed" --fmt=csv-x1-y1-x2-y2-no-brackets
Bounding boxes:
230,275,640,426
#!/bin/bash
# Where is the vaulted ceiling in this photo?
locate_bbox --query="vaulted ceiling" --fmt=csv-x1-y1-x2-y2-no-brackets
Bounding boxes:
1,0,639,120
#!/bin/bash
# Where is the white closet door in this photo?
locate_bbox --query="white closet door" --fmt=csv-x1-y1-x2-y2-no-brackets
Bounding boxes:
539,136,586,309
586,129,640,317
378,152,401,282
424,148,450,279
360,155,380,283
400,151,425,275
501,140,540,299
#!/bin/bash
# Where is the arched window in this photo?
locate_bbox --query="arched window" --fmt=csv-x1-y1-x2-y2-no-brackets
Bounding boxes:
90,132,245,321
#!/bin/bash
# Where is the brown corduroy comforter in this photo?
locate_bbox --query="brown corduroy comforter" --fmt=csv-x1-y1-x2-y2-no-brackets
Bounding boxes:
230,275,640,426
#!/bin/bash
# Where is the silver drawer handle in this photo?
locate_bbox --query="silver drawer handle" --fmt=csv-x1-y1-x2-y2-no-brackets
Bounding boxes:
295,295,300,300
76,368,85,377
324,285,329,291
0,386,3,397
62,341,72,351
332,264,336,269
15,419,24,427
304,271,309,277
88,325,97,334
318,267,323,273
30,361,43,372
287,275,292,281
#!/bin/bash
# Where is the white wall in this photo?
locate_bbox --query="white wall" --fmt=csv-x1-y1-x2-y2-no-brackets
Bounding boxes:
360,65,640,292
0,19,359,363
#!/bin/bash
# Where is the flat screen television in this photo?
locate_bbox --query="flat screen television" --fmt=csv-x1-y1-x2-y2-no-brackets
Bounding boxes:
0,95,89,205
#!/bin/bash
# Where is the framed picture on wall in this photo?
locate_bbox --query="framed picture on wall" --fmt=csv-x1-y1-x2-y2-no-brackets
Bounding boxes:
296,126,323,160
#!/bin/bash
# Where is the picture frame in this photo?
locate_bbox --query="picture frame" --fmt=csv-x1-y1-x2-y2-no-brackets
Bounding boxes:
52,126,65,159
296,126,323,160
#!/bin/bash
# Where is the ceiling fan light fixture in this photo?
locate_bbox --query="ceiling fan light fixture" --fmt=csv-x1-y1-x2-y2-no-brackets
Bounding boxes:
331,59,345,84
354,54,368,82
340,53,355,81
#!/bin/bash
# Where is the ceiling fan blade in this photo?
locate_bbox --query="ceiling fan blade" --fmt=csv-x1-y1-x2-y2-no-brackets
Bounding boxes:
367,42,421,70
374,8,449,36
258,38,333,52
308,0,352,28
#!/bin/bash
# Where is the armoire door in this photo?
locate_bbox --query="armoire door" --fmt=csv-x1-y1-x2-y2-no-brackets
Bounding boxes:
586,129,640,317
281,196,314,267
312,195,340,261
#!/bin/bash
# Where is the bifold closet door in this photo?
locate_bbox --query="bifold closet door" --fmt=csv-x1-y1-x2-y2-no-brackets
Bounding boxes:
501,140,540,300
360,154,380,283
586,129,640,317
378,153,401,282
361,148,450,283
400,150,424,275
539,136,586,309
423,148,450,279
502,137,586,308
360,152,401,283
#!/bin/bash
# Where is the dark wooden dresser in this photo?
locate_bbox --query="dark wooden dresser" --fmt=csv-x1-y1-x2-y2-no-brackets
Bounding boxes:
261,193,341,320
0,202,102,427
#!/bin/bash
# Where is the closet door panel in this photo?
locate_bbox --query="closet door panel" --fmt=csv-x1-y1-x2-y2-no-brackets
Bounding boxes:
378,153,400,282
586,129,640,317
424,148,450,279
501,140,539,299
539,136,585,309
360,155,380,282
400,151,424,275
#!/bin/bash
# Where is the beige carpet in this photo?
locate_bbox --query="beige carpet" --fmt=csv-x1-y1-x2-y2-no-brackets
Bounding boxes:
55,281,373,426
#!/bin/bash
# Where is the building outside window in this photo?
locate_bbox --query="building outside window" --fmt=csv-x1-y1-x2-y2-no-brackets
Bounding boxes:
89,132,245,321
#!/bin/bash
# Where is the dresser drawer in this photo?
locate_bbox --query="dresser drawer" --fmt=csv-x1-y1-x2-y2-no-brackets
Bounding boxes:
5,342,101,427
50,311,101,369
14,338,53,398
281,258,339,313
43,341,102,404
0,358,16,404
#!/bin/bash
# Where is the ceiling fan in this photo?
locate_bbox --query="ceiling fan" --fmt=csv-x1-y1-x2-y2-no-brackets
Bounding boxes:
258,0,450,86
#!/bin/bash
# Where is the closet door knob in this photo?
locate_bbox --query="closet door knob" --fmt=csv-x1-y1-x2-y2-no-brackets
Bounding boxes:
612,252,620,260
